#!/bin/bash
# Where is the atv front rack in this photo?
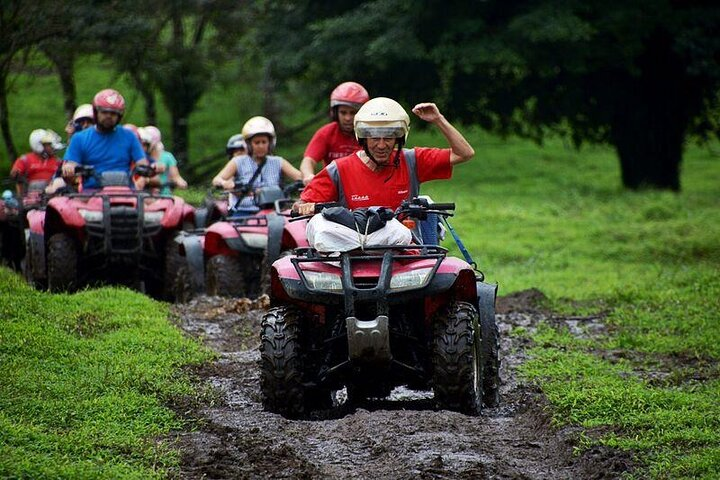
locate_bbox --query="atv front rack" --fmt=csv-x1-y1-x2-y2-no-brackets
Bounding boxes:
291,244,448,317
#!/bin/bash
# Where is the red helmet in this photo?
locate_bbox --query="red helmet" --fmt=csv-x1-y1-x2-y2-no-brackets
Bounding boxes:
93,88,125,115
330,82,369,110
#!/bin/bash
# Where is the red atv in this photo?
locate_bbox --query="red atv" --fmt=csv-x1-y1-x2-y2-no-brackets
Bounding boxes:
25,165,194,296
1,179,52,271
260,198,500,418
173,180,304,300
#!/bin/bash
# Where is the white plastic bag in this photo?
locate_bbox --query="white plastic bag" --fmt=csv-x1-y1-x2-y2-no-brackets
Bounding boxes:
307,214,412,253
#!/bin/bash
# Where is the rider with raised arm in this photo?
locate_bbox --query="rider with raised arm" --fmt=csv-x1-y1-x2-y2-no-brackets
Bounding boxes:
212,116,302,215
294,97,474,214
61,88,148,189
299,81,369,184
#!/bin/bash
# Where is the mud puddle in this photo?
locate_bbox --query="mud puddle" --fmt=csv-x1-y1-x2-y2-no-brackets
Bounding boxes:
169,290,634,479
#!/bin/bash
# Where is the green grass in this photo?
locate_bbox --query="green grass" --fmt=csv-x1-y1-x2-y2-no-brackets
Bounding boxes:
0,270,213,478
408,129,719,479
2,54,720,478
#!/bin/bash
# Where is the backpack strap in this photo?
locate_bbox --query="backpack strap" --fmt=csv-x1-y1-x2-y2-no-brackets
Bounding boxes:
326,162,347,207
403,148,419,200
327,149,419,207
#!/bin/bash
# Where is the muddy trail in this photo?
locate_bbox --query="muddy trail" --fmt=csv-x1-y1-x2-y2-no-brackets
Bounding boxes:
169,290,634,479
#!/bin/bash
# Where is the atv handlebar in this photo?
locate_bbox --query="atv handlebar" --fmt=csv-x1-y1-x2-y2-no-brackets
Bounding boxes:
426,202,455,211
406,197,455,211
289,202,341,219
283,179,305,196
133,164,156,178
74,165,95,177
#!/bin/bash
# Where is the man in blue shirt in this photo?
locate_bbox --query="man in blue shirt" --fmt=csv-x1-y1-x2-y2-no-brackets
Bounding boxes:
62,88,148,189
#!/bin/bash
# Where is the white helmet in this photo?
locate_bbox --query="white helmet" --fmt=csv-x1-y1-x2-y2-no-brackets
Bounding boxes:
46,129,65,152
354,97,410,142
72,104,94,122
226,134,247,156
241,116,276,152
29,129,61,155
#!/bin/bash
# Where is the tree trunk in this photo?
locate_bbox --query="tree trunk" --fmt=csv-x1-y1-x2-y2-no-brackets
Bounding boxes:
0,70,18,163
44,46,76,121
610,30,697,192
129,70,157,126
171,114,189,166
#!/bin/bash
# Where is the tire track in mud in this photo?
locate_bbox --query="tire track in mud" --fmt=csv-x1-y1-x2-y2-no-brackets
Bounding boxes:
170,292,634,479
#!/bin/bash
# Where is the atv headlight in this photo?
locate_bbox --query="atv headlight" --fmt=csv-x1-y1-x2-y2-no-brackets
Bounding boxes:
78,209,103,223
143,211,165,225
240,232,267,249
390,267,433,291
303,271,343,292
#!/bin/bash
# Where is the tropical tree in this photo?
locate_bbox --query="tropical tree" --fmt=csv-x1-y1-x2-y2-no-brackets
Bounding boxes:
262,0,720,191
0,0,65,161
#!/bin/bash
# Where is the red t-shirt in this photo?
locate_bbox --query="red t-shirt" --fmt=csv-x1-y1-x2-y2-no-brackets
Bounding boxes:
10,152,62,183
303,122,360,167
301,147,452,210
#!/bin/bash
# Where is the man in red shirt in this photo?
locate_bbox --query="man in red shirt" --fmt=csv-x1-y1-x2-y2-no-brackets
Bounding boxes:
10,129,64,195
299,81,369,184
295,97,474,214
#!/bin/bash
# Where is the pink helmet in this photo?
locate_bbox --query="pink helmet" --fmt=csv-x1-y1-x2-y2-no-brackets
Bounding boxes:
93,88,125,115
142,125,162,145
330,82,369,110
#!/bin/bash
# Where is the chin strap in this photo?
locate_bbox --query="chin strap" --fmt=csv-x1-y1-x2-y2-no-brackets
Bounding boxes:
361,139,405,183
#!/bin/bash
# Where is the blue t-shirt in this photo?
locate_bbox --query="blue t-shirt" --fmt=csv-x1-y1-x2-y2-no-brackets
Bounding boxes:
65,126,146,188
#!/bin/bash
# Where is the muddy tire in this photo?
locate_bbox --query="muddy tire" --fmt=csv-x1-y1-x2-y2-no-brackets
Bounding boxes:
432,301,482,415
206,255,245,297
174,265,194,303
480,305,501,408
260,307,309,418
163,236,182,301
47,233,78,293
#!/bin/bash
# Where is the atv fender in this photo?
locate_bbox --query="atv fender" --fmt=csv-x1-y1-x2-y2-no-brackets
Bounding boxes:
476,281,498,322
265,212,286,265
28,231,46,281
177,232,205,294
194,207,209,229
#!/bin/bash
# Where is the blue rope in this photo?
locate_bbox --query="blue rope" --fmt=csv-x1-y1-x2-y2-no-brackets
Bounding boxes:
441,216,482,279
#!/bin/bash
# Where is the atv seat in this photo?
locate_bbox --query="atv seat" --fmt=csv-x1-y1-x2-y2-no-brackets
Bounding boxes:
255,186,285,209
100,171,131,187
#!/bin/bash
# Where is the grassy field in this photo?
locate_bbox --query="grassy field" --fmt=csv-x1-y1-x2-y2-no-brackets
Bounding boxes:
1,55,719,478
0,270,214,478
414,130,720,479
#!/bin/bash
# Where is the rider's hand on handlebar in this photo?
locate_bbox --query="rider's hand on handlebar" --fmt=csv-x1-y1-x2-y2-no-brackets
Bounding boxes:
292,201,316,216
62,161,79,178
215,179,235,191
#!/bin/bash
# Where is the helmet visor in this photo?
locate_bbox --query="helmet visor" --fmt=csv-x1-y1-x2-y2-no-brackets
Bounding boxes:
96,107,123,114
355,122,406,139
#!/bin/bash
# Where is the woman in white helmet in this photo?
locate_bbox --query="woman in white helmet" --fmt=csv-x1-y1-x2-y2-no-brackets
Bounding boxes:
295,98,474,215
212,116,302,215
64,104,95,142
